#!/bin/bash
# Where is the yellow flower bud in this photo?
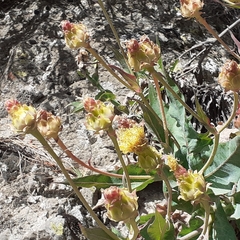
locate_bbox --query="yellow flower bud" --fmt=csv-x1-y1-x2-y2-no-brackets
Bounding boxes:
218,60,240,92
104,186,138,222
61,20,89,49
180,0,204,18
136,145,162,171
126,35,161,72
84,98,115,132
5,100,37,133
36,110,62,139
178,170,208,202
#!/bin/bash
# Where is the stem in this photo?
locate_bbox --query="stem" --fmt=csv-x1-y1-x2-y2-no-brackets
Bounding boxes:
151,69,216,134
200,200,211,238
97,0,132,73
107,126,132,192
160,170,172,222
55,136,151,180
137,92,181,150
87,47,135,91
199,133,220,175
128,218,139,240
195,13,240,61
30,129,119,240
218,92,239,134
151,72,169,147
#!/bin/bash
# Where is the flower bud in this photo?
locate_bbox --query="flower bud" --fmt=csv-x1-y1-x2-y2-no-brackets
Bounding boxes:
84,98,115,132
126,35,161,72
136,145,162,171
5,100,37,133
178,170,208,202
36,110,62,139
218,60,240,92
167,156,209,203
104,186,138,222
61,20,89,49
180,0,204,18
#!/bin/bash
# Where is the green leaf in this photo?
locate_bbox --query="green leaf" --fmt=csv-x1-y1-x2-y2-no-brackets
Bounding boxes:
80,226,118,240
205,136,240,194
68,101,84,113
70,164,156,191
147,210,169,240
95,90,116,102
195,96,211,126
211,198,236,240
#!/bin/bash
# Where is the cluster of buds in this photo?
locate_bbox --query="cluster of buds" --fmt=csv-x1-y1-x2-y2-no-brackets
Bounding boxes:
179,0,204,18
167,156,209,203
5,99,37,134
218,60,240,92
36,110,62,139
5,100,62,138
126,35,161,72
84,97,115,132
116,118,162,171
103,186,138,222
61,20,90,49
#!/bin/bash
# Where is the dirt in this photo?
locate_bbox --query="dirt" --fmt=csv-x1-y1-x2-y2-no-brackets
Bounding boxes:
0,0,240,239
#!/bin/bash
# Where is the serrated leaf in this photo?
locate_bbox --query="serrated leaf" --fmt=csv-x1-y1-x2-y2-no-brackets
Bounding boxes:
80,226,118,240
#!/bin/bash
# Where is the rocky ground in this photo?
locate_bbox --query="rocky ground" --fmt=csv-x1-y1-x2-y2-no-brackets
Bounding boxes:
0,0,240,239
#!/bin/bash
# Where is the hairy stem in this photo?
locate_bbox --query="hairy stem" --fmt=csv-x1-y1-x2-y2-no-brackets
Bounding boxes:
107,126,132,192
54,136,151,180
151,72,169,147
199,133,220,175
195,13,240,61
31,129,119,240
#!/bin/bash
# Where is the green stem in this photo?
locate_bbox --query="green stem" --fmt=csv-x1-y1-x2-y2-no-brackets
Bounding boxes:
31,129,120,240
218,92,239,134
160,170,172,222
137,92,180,150
151,69,216,134
128,218,139,240
55,136,150,180
200,200,211,238
151,72,169,147
199,133,220,175
195,13,240,61
97,0,132,73
87,47,134,91
107,126,132,192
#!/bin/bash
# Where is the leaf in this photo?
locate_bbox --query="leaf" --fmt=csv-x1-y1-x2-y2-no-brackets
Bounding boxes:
205,136,240,195
80,226,118,240
95,90,116,102
70,164,156,191
195,96,211,126
211,198,236,240
68,101,84,113
147,210,169,240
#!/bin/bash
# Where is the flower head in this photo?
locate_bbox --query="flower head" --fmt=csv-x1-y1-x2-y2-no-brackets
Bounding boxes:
61,20,89,49
84,98,115,132
167,155,209,203
180,0,204,18
103,186,138,222
218,60,240,92
36,110,62,139
5,100,37,133
117,124,146,154
126,35,161,72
